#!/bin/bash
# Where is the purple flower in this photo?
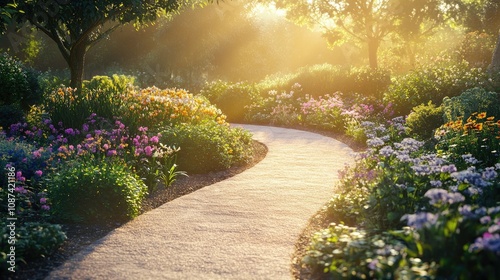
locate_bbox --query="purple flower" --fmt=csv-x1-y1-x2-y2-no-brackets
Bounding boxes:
15,186,27,194
379,146,394,157
106,150,117,157
138,126,148,132
367,137,384,148
402,212,439,230
462,154,479,164
469,233,500,254
35,170,43,177
441,164,457,173
150,135,160,144
40,197,47,204
483,167,498,181
424,188,465,205
480,216,492,224
144,146,153,157
430,180,443,188
41,205,50,211
16,171,25,182
82,123,89,132
65,128,75,136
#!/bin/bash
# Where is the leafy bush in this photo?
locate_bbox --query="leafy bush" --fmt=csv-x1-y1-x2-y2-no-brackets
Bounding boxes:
161,121,253,173
383,61,487,116
436,112,500,171
406,102,445,140
201,80,258,123
257,64,391,100
0,52,42,111
442,87,500,123
0,104,24,129
43,75,135,129
0,221,66,272
47,159,148,223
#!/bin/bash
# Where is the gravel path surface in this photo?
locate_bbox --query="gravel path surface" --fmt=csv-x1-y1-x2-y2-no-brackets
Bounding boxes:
47,125,354,280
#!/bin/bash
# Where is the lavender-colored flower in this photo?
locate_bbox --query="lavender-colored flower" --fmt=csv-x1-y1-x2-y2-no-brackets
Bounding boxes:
451,168,490,188
41,205,50,211
459,205,475,219
424,188,465,205
430,180,443,187
40,197,47,204
367,137,385,148
150,135,160,144
402,212,439,229
379,146,394,157
35,170,43,177
496,163,500,170
107,150,117,157
480,216,492,224
462,154,479,164
15,186,27,194
488,224,500,234
482,167,498,181
82,123,89,132
65,128,75,136
469,233,500,254
441,164,458,173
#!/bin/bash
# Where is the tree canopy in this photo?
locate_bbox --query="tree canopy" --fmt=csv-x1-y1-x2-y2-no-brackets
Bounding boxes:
1,0,215,89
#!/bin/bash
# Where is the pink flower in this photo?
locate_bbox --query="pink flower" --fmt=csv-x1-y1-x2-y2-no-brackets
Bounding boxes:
103,144,109,150
16,171,25,182
138,126,148,132
15,186,27,194
32,150,42,159
35,170,43,177
144,146,153,156
150,136,160,144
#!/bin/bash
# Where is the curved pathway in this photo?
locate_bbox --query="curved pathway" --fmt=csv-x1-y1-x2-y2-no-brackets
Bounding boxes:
47,125,354,280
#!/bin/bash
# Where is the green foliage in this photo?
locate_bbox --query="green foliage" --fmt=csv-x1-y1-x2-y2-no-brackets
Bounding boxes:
436,112,500,171
303,224,421,279
383,61,487,116
200,80,258,123
43,74,135,129
0,104,24,130
0,221,67,272
161,121,253,173
0,52,41,111
406,102,445,140
257,64,391,100
47,158,148,223
442,87,500,123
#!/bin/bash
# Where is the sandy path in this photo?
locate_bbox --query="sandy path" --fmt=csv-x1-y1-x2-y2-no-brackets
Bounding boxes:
47,125,354,280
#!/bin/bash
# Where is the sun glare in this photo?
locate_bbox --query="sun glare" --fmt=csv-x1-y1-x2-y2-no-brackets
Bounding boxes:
247,3,287,20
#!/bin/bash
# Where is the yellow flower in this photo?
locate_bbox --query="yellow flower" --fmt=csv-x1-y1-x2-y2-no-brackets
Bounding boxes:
477,112,487,119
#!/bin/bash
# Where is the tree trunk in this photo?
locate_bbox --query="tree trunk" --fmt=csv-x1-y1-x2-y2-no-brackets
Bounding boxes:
368,38,379,69
69,42,87,90
490,30,500,71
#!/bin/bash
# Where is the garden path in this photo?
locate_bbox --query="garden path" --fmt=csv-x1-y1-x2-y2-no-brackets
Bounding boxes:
47,125,354,280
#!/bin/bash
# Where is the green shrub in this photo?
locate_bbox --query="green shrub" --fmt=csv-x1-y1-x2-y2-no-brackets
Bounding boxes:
0,52,42,111
0,104,24,129
384,61,487,116
442,87,500,123
200,80,258,123
0,221,67,272
47,159,148,223
406,102,445,140
257,64,390,100
161,121,253,173
44,74,135,129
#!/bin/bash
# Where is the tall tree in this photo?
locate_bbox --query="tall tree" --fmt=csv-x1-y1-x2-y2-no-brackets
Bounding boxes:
392,0,443,67
1,0,214,90
268,0,445,69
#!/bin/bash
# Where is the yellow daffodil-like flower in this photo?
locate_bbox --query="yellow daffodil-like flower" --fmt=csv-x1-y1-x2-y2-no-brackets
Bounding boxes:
477,112,487,119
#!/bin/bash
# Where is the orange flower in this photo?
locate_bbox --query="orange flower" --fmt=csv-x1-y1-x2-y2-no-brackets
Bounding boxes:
477,112,487,119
